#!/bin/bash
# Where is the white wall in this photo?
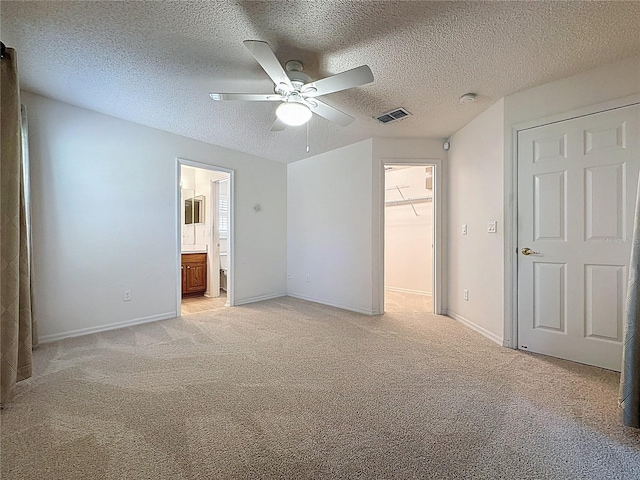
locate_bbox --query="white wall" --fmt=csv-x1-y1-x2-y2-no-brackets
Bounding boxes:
287,139,376,314
503,55,640,127
384,166,433,295
25,92,287,341
447,99,505,344
287,137,446,315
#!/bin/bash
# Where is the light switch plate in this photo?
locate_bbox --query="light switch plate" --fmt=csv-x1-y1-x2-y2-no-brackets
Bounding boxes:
488,220,497,233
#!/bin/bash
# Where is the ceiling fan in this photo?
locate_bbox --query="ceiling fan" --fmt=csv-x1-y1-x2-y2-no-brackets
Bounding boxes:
209,40,374,131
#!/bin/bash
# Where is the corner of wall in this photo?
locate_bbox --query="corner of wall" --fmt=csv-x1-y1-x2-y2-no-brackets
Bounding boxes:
447,100,505,342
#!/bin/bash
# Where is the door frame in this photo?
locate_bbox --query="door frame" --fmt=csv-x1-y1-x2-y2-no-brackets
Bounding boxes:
176,158,235,314
376,158,444,315
504,93,640,350
207,179,221,297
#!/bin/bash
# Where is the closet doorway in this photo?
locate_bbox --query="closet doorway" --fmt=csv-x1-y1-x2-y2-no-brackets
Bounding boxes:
177,159,234,316
384,164,435,314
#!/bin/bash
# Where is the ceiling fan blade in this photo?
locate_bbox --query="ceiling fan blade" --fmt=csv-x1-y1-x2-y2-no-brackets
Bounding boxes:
302,65,374,98
270,118,287,131
243,40,293,90
309,99,354,127
210,93,283,101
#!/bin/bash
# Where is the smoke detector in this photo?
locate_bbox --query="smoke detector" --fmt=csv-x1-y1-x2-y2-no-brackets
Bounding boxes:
459,93,477,104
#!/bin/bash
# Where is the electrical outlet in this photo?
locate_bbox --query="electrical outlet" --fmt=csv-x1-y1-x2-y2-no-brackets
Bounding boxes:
488,220,497,233
123,290,132,302
463,289,469,301
305,274,310,283
462,224,468,235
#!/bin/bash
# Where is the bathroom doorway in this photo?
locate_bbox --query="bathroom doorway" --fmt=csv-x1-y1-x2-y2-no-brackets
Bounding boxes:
383,165,434,314
177,159,234,316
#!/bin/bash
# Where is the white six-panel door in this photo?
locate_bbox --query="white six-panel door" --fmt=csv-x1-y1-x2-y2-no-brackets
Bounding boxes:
517,104,640,371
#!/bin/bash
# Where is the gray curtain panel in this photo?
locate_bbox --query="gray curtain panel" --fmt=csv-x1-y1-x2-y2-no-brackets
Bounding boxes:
1,47,34,406
620,172,640,428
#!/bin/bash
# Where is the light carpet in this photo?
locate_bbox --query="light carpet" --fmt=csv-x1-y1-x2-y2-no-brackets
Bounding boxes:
1,296,639,479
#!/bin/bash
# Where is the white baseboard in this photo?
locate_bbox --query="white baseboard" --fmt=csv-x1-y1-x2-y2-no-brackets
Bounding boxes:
445,310,503,346
384,286,432,296
38,311,177,344
233,293,287,306
287,293,380,315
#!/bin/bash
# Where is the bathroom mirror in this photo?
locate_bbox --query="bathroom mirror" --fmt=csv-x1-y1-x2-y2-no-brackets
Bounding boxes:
181,189,195,246
185,195,205,225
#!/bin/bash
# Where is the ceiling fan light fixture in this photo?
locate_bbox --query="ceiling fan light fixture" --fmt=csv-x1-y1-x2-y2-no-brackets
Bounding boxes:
276,101,312,126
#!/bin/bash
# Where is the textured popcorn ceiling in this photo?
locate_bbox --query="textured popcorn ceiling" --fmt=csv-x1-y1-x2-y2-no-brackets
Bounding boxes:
2,1,640,163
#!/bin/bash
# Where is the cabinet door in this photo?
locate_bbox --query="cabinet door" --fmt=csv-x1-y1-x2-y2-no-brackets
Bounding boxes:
181,253,207,295
185,263,207,293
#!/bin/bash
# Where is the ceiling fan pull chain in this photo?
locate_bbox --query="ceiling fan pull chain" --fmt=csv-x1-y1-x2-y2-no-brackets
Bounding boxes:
306,121,310,153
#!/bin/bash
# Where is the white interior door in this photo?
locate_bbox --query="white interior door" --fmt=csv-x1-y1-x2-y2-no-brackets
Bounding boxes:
517,104,640,371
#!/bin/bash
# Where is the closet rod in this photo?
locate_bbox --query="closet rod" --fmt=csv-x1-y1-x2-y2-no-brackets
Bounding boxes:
385,197,432,207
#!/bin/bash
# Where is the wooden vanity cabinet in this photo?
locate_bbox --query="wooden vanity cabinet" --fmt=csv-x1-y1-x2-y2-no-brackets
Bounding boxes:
181,253,207,297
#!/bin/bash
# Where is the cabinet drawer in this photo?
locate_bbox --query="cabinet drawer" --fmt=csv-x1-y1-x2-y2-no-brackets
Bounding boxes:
182,253,207,265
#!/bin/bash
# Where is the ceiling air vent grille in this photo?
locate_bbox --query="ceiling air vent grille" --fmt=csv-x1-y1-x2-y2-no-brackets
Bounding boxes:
376,108,412,124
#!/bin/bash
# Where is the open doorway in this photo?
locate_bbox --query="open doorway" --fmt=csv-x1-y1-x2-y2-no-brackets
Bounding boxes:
384,165,434,313
177,159,233,316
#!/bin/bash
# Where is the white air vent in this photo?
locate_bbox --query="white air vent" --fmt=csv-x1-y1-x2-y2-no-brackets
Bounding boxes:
376,108,412,124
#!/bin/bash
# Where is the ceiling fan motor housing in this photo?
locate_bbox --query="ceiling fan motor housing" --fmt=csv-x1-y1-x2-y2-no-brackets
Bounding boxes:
283,60,312,89
211,41,373,128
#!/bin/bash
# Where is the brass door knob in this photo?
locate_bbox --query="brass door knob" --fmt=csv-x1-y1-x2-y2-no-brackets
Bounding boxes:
521,247,540,256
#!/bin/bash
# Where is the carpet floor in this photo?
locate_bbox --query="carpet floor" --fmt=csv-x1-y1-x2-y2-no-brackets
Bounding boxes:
2,295,639,479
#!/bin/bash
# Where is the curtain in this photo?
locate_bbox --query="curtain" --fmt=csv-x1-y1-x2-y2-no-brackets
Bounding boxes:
1,46,34,406
620,172,640,428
